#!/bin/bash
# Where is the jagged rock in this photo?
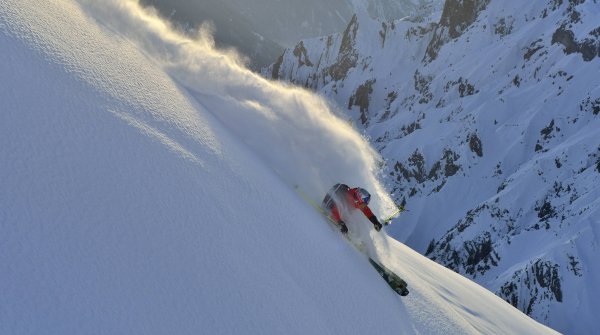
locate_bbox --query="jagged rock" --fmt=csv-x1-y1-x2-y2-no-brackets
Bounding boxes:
405,23,437,41
468,133,483,157
580,96,600,115
327,14,359,81
541,119,557,140
536,199,557,222
414,70,433,103
425,0,491,61
292,41,313,67
567,255,583,277
494,17,514,37
348,79,375,124
513,75,521,87
552,26,578,54
443,149,460,176
378,91,398,122
429,229,500,278
464,232,499,276
270,54,284,80
552,23,600,61
392,148,461,186
407,150,427,183
401,120,421,136
524,39,545,61
555,158,562,168
445,77,478,98
535,143,544,152
379,22,388,47
498,260,563,318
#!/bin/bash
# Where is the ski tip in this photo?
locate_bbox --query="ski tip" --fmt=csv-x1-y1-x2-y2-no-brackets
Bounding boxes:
396,288,409,296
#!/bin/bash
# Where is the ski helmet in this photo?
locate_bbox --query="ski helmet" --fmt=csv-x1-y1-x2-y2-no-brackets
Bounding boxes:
357,188,371,204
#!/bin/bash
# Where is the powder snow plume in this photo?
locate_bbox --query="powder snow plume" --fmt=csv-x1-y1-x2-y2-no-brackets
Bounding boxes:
76,0,398,216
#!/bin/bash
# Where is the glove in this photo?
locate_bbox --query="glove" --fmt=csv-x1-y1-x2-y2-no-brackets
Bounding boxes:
339,221,349,234
369,216,382,231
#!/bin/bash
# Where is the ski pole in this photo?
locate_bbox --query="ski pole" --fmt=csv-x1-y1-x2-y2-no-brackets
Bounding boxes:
293,185,338,225
382,205,407,225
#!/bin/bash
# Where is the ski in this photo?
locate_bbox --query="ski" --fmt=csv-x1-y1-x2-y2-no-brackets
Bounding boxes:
368,258,409,296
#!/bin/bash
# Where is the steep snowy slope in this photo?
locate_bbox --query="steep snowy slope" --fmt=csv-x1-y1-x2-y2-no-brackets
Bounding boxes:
1,1,557,334
0,2,402,334
265,0,600,333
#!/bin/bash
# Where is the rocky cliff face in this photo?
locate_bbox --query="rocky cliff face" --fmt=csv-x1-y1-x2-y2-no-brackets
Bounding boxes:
264,1,600,333
424,0,491,61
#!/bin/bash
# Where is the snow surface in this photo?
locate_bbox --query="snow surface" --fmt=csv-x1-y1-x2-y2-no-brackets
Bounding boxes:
0,1,557,334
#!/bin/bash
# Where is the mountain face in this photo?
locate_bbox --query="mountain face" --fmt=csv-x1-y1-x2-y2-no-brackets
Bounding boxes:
139,0,431,69
264,1,600,334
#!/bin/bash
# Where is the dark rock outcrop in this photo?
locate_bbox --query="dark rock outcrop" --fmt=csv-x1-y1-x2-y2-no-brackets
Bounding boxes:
425,0,491,61
348,79,375,124
552,25,600,61
468,133,483,157
498,260,563,317
327,14,359,81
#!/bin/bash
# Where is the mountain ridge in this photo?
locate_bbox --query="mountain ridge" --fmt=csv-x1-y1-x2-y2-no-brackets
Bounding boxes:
264,1,600,333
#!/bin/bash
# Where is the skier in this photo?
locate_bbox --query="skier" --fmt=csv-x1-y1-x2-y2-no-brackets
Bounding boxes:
321,183,383,234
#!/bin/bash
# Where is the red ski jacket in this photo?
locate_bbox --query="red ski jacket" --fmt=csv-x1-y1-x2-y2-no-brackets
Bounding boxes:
329,187,375,223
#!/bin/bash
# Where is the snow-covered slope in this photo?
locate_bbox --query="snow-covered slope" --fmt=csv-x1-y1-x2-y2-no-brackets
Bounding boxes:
264,1,600,333
1,1,557,334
